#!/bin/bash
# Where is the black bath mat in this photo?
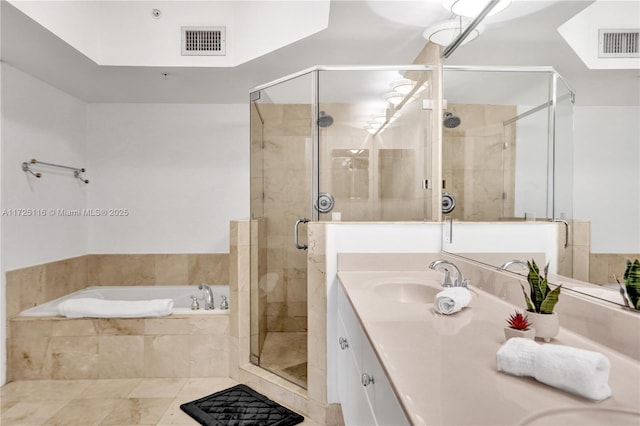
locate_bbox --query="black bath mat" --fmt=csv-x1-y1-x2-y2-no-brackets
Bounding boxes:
180,384,304,426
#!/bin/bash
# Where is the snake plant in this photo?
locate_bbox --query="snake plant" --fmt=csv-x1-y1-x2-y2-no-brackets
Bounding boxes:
519,259,561,314
623,259,640,310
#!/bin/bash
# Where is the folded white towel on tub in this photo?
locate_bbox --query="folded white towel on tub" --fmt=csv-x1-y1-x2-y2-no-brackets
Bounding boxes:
58,298,174,318
434,287,472,315
496,337,611,401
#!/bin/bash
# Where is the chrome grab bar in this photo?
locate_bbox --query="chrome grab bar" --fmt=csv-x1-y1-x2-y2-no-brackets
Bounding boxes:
294,218,310,250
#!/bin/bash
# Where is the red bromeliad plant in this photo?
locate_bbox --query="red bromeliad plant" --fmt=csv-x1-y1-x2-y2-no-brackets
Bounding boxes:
506,310,532,331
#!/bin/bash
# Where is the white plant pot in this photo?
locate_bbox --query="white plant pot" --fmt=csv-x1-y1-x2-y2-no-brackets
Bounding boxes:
528,312,559,342
504,327,536,341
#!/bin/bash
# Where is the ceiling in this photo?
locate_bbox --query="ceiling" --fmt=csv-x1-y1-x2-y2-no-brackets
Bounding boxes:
1,0,638,105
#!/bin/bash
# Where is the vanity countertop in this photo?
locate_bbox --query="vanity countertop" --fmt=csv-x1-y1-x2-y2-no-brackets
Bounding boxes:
337,270,640,426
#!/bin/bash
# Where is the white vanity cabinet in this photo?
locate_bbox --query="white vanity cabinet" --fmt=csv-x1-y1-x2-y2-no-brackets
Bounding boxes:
337,285,409,426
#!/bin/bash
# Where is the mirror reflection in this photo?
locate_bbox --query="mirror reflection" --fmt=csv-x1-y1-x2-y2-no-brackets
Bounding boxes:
441,66,638,310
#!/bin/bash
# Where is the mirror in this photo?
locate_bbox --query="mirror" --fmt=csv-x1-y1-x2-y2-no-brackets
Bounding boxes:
441,66,638,310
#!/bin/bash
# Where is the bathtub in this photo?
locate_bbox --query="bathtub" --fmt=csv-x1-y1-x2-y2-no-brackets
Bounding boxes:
19,285,230,317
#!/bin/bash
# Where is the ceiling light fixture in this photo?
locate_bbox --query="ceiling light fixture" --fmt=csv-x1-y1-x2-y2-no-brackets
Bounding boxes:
384,92,404,106
390,78,416,95
423,18,484,46
442,0,511,18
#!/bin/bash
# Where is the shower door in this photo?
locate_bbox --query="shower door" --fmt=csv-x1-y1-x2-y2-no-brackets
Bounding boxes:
249,71,315,388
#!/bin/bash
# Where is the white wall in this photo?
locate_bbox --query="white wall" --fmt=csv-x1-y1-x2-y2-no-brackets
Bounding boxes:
86,103,249,254
514,105,550,219
574,106,640,253
1,63,88,271
1,63,88,384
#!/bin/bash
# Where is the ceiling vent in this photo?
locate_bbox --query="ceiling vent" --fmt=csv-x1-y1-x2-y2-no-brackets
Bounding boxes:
598,29,639,58
181,27,226,56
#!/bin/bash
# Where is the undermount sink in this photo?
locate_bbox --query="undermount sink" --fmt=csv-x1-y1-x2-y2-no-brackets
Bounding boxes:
519,407,640,425
374,281,442,304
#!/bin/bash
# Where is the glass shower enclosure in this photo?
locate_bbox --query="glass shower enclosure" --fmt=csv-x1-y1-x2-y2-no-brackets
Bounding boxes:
249,66,435,387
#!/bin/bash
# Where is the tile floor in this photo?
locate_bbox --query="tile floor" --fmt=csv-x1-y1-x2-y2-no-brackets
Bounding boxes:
1,377,321,425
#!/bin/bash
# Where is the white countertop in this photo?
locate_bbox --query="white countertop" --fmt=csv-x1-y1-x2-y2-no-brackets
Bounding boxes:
337,270,640,426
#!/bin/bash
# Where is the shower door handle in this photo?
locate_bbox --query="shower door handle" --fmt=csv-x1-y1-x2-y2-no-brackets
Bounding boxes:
294,218,310,250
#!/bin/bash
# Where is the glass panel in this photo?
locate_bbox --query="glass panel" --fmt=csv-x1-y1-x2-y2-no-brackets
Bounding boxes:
317,68,435,221
554,76,575,278
442,69,552,222
249,71,314,388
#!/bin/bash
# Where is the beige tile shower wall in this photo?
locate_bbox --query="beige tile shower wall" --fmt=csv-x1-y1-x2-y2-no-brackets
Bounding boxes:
442,104,517,221
590,253,640,285
260,104,311,333
9,315,229,380
320,94,433,222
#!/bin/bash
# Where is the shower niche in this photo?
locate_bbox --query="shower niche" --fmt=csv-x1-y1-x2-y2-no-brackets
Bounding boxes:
249,66,436,387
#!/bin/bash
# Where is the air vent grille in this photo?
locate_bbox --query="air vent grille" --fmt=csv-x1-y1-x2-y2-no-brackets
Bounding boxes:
599,29,639,58
181,27,226,56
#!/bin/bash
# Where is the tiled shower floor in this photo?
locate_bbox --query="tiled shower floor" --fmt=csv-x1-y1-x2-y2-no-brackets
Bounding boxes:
259,332,307,388
1,377,321,425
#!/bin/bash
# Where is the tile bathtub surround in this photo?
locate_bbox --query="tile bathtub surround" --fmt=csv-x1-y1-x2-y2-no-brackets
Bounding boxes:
9,315,230,380
6,253,229,318
590,252,640,285
5,253,229,382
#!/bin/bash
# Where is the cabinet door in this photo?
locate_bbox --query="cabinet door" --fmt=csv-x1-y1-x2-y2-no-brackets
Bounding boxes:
361,337,410,426
338,313,376,426
338,286,362,367
337,315,350,409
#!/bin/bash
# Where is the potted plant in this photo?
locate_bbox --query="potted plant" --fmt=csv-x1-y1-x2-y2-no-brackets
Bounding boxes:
519,259,561,342
617,258,640,310
504,310,535,340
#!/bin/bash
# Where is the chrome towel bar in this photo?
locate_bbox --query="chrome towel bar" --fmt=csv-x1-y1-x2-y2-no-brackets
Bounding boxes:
22,159,89,184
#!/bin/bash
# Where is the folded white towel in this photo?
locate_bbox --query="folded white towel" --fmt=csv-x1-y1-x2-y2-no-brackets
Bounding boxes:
58,298,174,318
434,287,472,315
496,337,611,401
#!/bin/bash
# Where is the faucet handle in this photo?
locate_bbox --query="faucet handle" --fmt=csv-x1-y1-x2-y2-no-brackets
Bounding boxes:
190,295,200,310
220,295,229,310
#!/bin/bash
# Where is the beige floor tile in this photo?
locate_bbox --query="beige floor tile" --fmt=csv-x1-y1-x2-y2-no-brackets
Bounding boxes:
127,378,187,398
76,378,142,399
0,379,92,401
46,398,120,425
174,377,239,402
99,398,174,425
155,399,196,425
0,400,68,425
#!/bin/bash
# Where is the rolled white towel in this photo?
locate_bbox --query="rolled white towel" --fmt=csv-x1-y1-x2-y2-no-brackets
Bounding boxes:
496,337,612,401
58,298,174,318
434,287,472,315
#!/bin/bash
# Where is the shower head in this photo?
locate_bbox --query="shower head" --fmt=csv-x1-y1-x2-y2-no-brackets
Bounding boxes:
443,112,461,129
318,111,334,128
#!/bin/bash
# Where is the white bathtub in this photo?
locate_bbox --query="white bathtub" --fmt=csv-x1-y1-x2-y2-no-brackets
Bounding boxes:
19,285,230,317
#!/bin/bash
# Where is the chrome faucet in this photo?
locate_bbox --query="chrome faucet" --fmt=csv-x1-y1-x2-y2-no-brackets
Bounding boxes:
500,259,529,272
428,260,465,287
198,284,215,310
